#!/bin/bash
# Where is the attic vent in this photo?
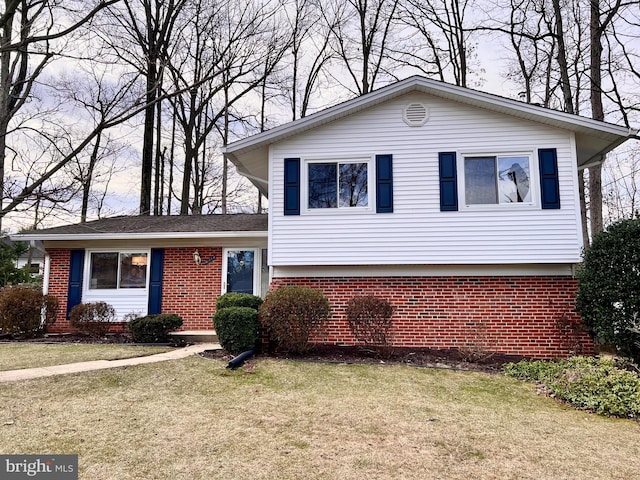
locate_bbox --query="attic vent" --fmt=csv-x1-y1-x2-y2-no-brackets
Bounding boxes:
403,102,429,126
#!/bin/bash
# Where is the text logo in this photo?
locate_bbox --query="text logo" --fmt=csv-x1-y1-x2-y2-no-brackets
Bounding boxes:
0,455,78,479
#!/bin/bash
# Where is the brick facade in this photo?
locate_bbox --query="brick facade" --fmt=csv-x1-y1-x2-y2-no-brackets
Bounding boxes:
46,247,592,358
161,247,222,330
270,275,594,359
46,247,223,333
47,249,73,333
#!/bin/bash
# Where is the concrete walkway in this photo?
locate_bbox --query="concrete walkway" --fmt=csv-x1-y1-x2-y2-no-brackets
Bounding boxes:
0,343,221,383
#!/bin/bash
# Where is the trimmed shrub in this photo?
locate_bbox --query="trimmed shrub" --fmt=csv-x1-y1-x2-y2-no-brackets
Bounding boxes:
128,314,183,343
346,296,394,347
259,286,330,353
216,292,263,311
213,307,259,354
576,219,640,363
69,301,116,337
504,356,640,418
0,285,58,338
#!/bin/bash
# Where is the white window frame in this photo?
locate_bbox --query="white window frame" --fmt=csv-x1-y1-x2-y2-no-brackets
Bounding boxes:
84,249,151,294
301,156,376,215
457,150,539,210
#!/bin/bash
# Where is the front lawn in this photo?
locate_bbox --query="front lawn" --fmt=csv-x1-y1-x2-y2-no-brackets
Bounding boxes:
0,344,174,371
0,356,639,479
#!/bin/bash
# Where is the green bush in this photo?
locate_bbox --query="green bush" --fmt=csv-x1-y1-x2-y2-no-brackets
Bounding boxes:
213,307,259,354
216,292,263,311
576,219,640,363
504,356,640,418
0,241,38,287
346,296,394,346
128,314,183,343
69,301,116,337
0,285,58,338
259,286,330,353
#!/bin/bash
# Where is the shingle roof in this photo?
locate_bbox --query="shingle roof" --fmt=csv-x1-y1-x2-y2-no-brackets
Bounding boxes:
12,214,268,240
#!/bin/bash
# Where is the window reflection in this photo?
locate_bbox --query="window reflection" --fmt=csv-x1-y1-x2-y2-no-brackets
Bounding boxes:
89,252,147,289
308,161,368,209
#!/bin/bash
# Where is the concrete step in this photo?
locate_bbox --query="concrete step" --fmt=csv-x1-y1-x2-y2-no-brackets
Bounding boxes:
170,330,218,343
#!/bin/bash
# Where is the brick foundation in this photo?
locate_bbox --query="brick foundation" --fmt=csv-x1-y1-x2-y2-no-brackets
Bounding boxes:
270,276,594,359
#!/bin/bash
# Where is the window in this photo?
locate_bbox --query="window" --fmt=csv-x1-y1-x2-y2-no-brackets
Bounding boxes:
463,155,532,205
89,251,148,290
307,160,369,209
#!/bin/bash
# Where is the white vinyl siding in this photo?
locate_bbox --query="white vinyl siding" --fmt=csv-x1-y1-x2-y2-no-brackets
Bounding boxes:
269,92,582,266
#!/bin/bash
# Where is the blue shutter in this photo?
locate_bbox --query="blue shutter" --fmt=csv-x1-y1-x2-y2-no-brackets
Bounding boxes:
439,152,458,211
539,148,561,209
148,248,164,315
66,249,85,318
376,154,393,213
284,158,300,215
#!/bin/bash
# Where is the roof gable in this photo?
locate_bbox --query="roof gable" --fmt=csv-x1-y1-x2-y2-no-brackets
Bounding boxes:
223,76,635,196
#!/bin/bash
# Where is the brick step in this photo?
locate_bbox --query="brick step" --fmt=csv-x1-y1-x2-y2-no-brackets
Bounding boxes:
170,330,218,344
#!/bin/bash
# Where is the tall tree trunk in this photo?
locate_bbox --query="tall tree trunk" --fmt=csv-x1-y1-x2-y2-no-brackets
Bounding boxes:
81,133,102,223
139,65,156,215
168,113,176,215
221,83,229,214
153,83,163,216
552,0,574,114
589,0,605,235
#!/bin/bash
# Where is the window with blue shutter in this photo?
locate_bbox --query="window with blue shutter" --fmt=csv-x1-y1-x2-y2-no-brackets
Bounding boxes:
439,152,458,211
148,248,164,315
376,154,393,213
538,148,561,209
66,249,85,318
284,158,300,215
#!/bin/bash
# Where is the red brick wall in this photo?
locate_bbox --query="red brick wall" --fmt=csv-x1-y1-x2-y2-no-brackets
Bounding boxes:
47,249,73,333
46,247,223,333
161,247,222,330
270,276,594,359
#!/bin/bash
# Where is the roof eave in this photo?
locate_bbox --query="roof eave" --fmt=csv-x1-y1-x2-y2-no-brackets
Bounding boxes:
10,231,268,242
223,76,634,156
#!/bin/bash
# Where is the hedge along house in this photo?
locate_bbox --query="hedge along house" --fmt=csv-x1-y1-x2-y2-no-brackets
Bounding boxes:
13,214,268,333
223,75,636,359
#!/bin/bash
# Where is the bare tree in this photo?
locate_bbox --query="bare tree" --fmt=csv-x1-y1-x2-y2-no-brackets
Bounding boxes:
603,146,640,223
166,0,289,214
279,0,335,120
320,0,400,95
0,0,127,231
105,0,186,215
0,0,121,230
396,0,478,87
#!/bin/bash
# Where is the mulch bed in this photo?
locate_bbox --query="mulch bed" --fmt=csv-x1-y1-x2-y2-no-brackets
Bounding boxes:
200,344,525,374
0,333,134,344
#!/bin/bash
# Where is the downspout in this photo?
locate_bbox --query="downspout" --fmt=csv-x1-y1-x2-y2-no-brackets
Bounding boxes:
42,251,50,295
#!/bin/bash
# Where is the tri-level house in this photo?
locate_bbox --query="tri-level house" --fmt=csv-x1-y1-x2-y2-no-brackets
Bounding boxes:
14,76,636,358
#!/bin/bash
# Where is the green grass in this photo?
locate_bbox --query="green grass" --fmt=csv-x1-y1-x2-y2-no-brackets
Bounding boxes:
1,357,639,479
0,344,174,371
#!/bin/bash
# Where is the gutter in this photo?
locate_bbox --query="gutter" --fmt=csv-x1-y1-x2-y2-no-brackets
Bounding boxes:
11,230,268,242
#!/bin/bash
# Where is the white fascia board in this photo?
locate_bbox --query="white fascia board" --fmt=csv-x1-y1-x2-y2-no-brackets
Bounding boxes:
11,231,268,242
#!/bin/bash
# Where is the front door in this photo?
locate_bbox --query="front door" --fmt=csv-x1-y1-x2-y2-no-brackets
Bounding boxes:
222,249,259,295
